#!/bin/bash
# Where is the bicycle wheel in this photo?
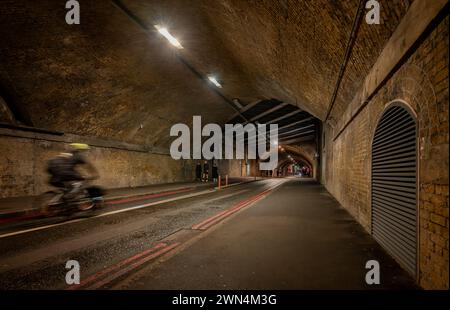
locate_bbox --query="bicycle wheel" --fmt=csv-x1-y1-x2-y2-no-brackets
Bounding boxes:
77,200,95,211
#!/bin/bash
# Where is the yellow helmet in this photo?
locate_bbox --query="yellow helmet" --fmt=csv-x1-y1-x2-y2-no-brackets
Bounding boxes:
69,143,90,151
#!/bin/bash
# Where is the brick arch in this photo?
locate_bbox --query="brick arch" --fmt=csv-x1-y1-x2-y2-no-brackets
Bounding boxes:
275,151,314,178
282,145,315,164
277,156,312,171
365,50,448,288
280,143,317,177
368,63,436,149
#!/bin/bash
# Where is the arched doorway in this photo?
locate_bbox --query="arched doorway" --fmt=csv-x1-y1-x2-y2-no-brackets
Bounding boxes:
371,103,418,278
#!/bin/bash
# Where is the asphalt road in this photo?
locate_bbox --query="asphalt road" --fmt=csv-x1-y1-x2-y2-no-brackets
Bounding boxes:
0,178,280,289
0,178,417,290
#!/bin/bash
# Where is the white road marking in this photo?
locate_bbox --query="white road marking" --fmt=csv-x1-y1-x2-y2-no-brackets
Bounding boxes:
0,182,271,239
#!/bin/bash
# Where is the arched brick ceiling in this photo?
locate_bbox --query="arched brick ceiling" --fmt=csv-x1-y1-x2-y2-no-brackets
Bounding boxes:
327,0,412,124
282,144,316,166
278,145,314,168
0,0,411,148
123,0,358,117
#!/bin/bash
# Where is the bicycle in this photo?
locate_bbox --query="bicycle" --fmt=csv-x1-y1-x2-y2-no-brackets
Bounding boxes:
34,179,105,218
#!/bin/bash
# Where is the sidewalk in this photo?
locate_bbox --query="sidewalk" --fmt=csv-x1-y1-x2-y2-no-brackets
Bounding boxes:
0,176,260,220
123,178,418,289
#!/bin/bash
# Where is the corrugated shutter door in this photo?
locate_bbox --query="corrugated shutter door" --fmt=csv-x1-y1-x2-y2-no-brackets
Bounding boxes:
371,105,417,277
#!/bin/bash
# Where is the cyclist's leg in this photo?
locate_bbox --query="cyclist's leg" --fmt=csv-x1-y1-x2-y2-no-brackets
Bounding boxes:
63,172,85,201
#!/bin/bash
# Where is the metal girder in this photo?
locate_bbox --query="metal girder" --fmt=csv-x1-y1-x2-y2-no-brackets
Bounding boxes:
278,124,315,136
279,130,315,141
242,102,289,124
279,135,315,145
278,117,315,131
267,110,302,124
226,100,262,123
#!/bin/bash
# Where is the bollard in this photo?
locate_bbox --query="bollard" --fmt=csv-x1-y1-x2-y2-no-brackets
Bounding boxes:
218,175,221,190
225,174,228,186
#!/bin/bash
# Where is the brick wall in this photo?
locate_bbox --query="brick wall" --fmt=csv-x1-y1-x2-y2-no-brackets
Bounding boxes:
322,16,449,289
0,133,195,198
217,158,258,178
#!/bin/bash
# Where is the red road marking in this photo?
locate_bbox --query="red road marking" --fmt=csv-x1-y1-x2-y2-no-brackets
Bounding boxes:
197,191,270,230
0,211,42,224
85,242,180,290
66,182,280,290
191,193,263,230
191,187,274,230
67,242,167,290
0,187,195,224
105,187,194,205
195,191,270,230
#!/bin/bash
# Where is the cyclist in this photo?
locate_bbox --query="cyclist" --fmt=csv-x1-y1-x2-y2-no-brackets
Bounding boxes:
47,143,99,200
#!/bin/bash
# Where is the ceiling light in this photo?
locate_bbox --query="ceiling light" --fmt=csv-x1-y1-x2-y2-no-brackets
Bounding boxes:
208,76,222,88
272,140,278,146
154,25,183,49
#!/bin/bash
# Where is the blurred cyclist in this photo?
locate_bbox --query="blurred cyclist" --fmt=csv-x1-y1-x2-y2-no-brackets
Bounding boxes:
47,143,99,200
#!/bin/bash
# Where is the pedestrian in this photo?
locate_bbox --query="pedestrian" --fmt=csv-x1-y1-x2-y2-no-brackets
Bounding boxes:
212,162,218,183
202,160,209,182
195,161,202,181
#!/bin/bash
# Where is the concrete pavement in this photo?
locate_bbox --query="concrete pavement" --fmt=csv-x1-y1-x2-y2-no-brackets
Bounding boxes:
115,178,418,290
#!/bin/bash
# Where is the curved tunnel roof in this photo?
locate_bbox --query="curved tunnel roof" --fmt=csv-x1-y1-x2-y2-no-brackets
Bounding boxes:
0,0,410,148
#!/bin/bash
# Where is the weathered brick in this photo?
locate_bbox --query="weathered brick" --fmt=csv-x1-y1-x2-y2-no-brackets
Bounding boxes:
323,15,449,290
431,194,448,208
430,213,446,227
422,184,435,194
435,185,449,196
431,235,448,249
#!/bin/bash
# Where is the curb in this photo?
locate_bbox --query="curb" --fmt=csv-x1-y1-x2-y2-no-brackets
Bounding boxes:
0,184,208,223
213,178,263,190
0,179,253,223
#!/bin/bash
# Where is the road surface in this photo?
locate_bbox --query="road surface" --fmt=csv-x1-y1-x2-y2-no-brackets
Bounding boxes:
0,178,417,289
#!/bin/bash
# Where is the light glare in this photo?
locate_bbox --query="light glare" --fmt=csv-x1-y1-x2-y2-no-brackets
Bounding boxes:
154,25,183,49
208,76,222,88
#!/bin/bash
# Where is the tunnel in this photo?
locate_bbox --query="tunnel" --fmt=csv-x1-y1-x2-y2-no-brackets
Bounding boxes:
0,0,448,294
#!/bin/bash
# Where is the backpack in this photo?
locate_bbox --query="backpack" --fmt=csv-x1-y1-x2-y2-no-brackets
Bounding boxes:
47,155,71,176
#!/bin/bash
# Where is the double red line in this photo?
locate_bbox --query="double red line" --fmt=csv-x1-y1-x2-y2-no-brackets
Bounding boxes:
192,187,274,230
0,211,42,224
105,187,193,205
67,242,180,290
67,183,280,290
0,187,194,224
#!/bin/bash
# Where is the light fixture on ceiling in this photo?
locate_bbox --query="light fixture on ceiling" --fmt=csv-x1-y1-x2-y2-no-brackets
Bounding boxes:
272,140,278,146
232,98,243,109
154,25,183,49
208,76,222,88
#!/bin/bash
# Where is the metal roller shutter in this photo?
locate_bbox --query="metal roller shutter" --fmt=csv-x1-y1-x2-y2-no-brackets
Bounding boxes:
371,105,417,277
